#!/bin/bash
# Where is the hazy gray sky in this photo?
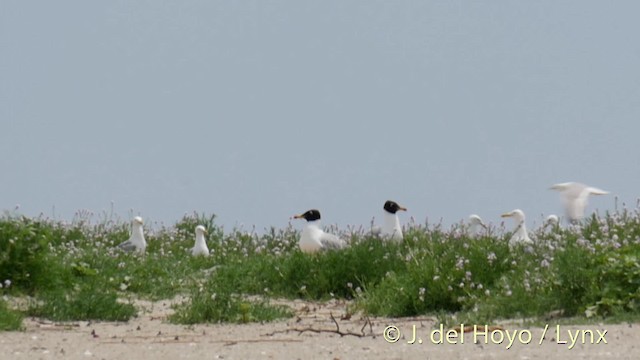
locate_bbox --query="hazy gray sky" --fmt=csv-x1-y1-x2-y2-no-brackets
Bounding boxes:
2,1,639,231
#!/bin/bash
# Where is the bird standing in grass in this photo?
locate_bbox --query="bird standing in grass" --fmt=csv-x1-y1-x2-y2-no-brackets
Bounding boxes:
292,209,346,253
117,216,147,253
380,200,407,242
549,182,609,224
468,214,487,238
191,225,209,256
501,209,532,246
545,214,560,228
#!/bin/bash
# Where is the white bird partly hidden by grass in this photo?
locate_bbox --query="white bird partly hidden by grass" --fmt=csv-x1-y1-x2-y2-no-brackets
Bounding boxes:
117,216,147,253
379,200,407,242
550,182,609,223
501,209,533,246
468,214,487,238
191,225,209,256
293,209,347,253
545,214,559,228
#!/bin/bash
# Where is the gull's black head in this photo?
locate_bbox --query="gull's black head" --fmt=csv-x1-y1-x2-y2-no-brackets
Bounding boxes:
383,200,407,214
293,209,321,222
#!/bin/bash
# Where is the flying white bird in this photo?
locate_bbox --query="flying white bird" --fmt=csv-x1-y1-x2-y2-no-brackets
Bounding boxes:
549,182,609,223
468,214,487,238
380,200,407,242
191,225,209,256
293,209,346,253
117,216,147,253
501,209,533,246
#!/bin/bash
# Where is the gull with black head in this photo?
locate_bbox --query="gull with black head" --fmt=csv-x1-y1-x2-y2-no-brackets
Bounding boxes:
292,209,346,253
380,200,407,242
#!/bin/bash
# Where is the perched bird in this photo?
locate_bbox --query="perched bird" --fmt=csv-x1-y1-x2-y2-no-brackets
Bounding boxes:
545,214,559,228
380,200,407,242
549,182,609,223
468,214,487,238
501,209,532,246
293,209,346,253
117,216,147,253
191,225,209,257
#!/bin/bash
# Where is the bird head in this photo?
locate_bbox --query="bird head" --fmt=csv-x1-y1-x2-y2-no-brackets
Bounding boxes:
469,214,487,228
196,225,207,235
501,209,526,223
383,200,407,214
293,209,321,222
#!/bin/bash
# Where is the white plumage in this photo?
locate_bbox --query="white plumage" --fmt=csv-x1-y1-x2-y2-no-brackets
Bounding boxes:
501,209,532,246
380,200,407,242
550,182,609,223
293,209,346,253
468,214,487,238
191,225,209,256
545,214,559,227
117,216,147,253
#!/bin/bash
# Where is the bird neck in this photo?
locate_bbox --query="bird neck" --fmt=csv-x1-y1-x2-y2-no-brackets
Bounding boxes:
196,233,206,245
383,211,401,229
514,221,527,235
132,225,145,240
303,220,322,233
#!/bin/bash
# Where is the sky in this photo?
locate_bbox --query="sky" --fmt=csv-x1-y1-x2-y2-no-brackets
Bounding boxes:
1,1,639,232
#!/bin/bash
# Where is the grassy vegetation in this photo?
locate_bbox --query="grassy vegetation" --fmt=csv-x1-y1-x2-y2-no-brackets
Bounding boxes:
0,299,23,331
2,207,640,330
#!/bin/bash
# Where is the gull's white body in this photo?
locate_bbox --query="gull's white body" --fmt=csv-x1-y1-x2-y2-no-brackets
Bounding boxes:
550,182,609,223
381,211,403,242
191,225,209,257
299,220,346,254
117,216,147,253
502,209,532,247
468,214,487,238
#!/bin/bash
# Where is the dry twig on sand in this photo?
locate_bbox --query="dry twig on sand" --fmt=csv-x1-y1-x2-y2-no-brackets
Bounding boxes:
264,313,373,338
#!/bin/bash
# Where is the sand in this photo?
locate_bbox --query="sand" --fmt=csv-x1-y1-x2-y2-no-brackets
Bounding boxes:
1,299,638,359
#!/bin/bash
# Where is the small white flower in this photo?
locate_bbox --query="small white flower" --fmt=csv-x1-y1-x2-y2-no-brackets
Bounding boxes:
540,259,550,268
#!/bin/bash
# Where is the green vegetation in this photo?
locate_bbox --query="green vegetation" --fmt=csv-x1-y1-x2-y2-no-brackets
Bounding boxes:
169,276,292,324
2,208,640,330
0,299,23,331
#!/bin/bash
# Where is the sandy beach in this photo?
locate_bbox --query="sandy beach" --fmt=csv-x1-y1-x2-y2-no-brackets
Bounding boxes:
1,299,638,360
